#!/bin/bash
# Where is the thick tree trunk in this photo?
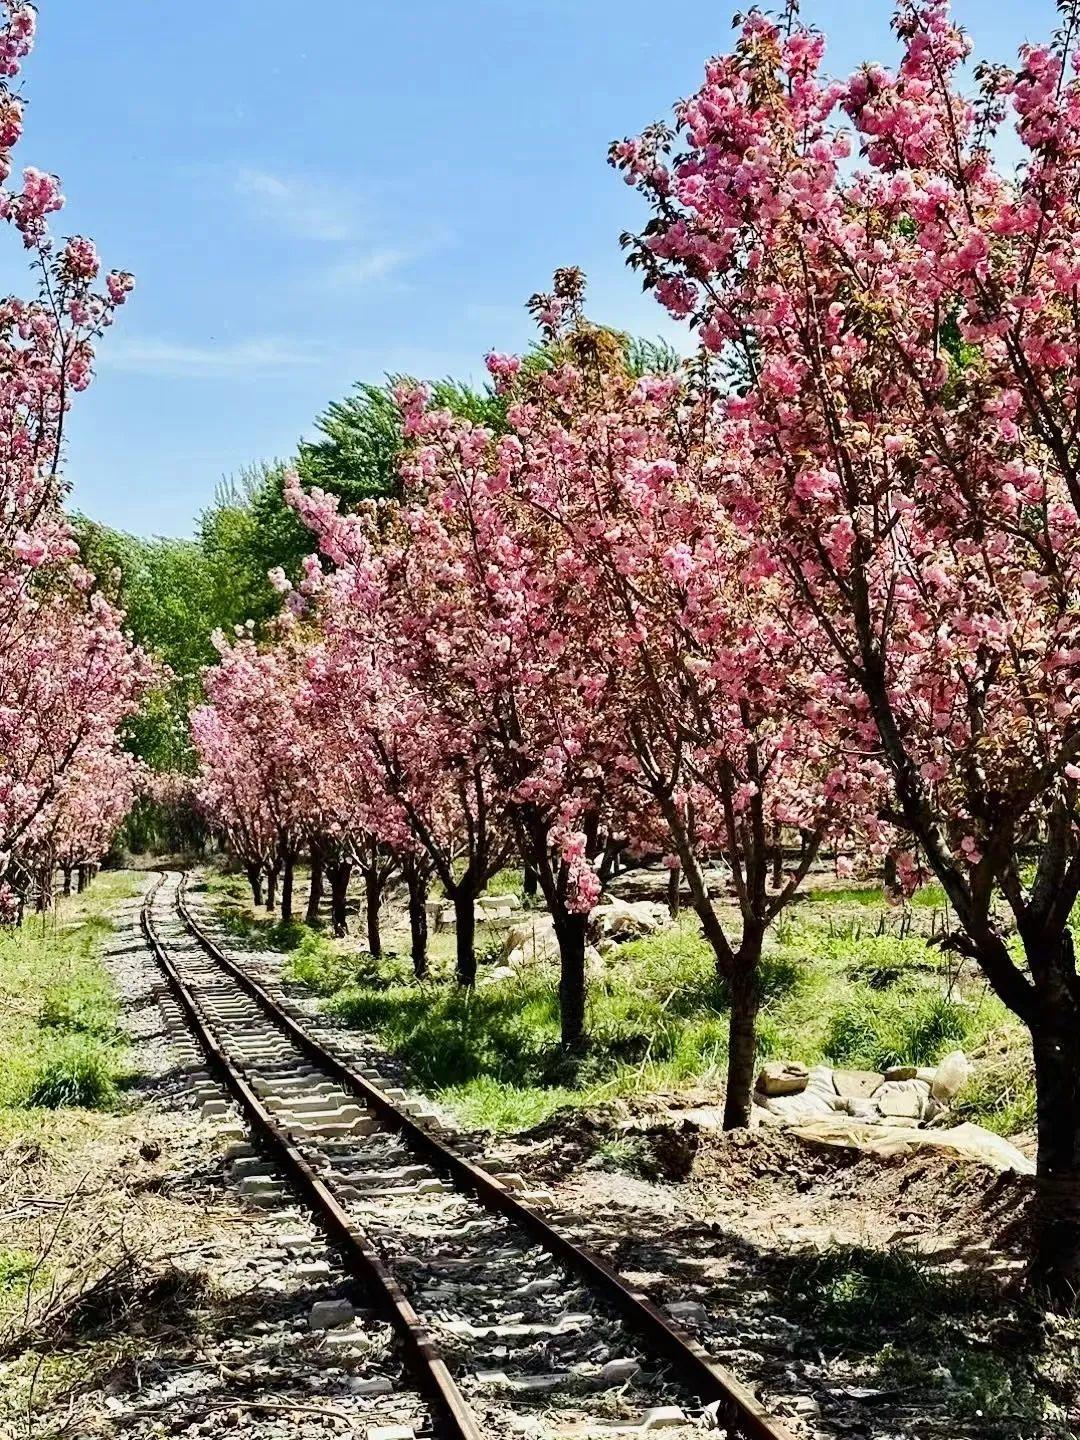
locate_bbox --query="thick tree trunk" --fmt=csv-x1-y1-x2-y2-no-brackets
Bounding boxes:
406,866,429,979
667,864,681,918
280,852,295,923
306,850,324,925
245,862,264,909
327,862,351,937
1031,1025,1080,1305
724,965,761,1131
555,911,589,1051
265,865,278,913
523,863,538,900
364,868,383,958
77,865,89,894
453,889,476,987
61,867,72,897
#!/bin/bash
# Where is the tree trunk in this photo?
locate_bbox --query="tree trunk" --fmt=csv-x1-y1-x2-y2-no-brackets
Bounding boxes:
771,823,783,890
77,865,89,894
667,864,681,918
306,850,324,925
453,889,476,987
280,852,295,923
406,865,429,979
364,868,383,957
555,911,589,1051
724,964,761,1131
327,862,351,937
265,865,278,913
245,862,264,909
61,867,72,897
523,863,538,900
1031,1024,1080,1305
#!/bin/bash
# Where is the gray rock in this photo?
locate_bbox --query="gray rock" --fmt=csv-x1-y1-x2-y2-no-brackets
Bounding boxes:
600,1358,641,1386
309,1298,356,1330
833,1068,883,1100
757,1061,810,1097
347,1376,393,1395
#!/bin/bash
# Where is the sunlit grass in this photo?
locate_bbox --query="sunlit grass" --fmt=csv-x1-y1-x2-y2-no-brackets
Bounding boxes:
0,880,132,1112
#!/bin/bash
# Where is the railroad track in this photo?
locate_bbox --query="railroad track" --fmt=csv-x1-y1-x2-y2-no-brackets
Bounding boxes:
141,870,796,1440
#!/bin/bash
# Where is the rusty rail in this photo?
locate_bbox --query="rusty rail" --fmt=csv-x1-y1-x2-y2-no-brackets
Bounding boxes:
170,871,796,1440
141,874,483,1440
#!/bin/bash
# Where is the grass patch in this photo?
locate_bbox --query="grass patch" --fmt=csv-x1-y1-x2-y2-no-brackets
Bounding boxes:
785,1243,985,1338
805,883,886,906
823,987,973,1071
784,1245,1047,1425
0,1249,33,1290
0,883,131,1113
955,1040,1036,1136
274,875,1024,1134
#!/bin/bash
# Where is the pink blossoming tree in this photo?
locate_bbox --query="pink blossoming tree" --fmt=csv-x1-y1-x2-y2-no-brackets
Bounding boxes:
616,0,1080,1298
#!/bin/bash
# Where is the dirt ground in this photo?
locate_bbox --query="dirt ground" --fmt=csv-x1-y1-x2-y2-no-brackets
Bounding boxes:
497,1103,1075,1438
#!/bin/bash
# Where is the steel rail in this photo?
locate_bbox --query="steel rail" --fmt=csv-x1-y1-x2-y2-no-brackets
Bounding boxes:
173,871,796,1440
141,873,483,1440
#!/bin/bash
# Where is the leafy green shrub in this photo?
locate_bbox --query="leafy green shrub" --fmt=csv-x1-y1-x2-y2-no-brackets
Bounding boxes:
287,932,404,995
24,1035,122,1109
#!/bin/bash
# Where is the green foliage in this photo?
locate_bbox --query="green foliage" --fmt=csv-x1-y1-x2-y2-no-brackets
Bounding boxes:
297,375,505,536
39,964,120,1041
805,883,885,906
592,1136,654,1177
200,461,310,623
625,336,682,376
484,868,525,897
0,1249,33,1289
274,882,1029,1134
955,1045,1037,1136
286,931,384,994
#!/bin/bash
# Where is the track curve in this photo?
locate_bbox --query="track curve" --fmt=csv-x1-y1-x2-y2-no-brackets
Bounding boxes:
142,869,797,1440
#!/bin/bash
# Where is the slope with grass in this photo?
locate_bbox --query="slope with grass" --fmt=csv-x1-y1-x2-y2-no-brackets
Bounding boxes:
0,871,143,1118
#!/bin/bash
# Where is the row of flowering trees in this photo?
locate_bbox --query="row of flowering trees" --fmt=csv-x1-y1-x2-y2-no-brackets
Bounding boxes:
0,3,145,914
194,271,877,1125
193,0,1080,1302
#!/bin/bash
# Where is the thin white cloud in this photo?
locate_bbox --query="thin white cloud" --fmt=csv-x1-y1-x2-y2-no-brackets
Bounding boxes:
101,334,324,379
234,168,355,242
318,246,412,292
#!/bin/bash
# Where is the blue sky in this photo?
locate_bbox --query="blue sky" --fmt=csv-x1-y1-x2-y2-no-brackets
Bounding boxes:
11,0,1062,536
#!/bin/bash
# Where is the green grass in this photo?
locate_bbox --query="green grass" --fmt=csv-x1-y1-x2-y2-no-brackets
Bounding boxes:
261,878,1032,1136
0,880,133,1112
0,1249,34,1289
805,883,886,906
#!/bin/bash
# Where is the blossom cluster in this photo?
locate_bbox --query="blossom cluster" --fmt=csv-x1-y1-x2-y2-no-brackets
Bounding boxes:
0,3,145,909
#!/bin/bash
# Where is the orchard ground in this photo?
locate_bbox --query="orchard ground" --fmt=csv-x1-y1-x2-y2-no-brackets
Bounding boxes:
194,856,1080,1430
201,861,1036,1138
1,863,1078,1434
